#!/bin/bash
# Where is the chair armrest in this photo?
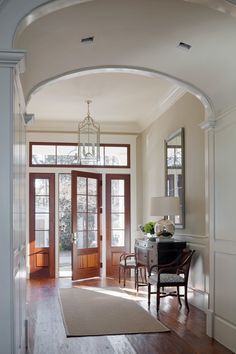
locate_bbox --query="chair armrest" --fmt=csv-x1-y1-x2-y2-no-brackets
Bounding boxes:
149,253,182,275
120,252,136,264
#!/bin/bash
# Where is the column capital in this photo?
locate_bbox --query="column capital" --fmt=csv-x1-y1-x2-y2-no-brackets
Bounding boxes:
199,119,216,131
0,49,25,72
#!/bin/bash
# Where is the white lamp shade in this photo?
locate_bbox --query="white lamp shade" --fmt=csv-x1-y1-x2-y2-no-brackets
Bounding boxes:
150,196,180,217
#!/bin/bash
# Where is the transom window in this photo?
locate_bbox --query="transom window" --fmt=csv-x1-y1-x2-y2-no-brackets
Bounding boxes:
30,143,130,168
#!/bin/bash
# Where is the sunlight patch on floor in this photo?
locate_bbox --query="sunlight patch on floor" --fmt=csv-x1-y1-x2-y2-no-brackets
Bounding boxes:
73,285,145,301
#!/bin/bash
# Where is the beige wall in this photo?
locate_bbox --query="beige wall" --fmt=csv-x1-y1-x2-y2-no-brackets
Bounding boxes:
140,92,205,236
139,92,208,297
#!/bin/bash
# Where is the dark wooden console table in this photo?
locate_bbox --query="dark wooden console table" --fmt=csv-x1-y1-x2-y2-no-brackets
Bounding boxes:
134,238,187,290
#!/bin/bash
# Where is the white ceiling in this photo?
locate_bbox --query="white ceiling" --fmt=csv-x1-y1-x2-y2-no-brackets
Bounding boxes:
15,0,236,132
27,71,184,132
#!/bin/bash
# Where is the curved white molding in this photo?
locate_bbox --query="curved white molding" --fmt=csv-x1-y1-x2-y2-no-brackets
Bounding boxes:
13,0,93,45
26,65,215,121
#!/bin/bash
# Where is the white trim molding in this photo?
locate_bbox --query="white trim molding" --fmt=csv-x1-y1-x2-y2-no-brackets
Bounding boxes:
200,119,216,131
0,49,25,71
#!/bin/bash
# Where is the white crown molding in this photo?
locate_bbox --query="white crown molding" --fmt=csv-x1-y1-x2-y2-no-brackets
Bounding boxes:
0,49,25,71
215,103,236,121
138,85,186,130
26,118,141,134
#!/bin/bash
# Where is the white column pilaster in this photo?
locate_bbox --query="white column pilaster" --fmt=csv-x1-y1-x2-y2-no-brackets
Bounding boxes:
0,49,25,354
200,114,216,338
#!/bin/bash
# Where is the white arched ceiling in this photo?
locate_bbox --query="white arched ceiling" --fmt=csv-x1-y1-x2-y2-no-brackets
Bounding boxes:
13,0,236,129
26,68,188,132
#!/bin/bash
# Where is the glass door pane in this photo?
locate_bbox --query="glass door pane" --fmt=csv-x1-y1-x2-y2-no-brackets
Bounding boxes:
76,176,98,249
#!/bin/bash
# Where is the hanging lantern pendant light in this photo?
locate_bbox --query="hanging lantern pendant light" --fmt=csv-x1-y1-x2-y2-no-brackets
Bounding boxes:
78,100,100,163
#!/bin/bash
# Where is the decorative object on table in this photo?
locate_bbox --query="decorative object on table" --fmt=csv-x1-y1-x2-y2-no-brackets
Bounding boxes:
143,221,155,236
150,196,180,238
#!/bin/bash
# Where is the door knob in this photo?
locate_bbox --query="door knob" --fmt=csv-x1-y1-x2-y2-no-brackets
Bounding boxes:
71,232,77,244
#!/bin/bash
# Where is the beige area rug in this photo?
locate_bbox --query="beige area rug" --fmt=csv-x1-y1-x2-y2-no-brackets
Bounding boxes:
59,287,169,337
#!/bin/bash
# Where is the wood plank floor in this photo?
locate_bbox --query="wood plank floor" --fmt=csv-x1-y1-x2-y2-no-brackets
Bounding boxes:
27,277,233,354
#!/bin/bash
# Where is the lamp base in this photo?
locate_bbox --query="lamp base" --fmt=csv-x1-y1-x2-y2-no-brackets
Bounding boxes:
154,218,175,238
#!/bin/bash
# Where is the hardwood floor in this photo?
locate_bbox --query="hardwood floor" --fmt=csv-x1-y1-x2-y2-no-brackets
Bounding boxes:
27,277,233,354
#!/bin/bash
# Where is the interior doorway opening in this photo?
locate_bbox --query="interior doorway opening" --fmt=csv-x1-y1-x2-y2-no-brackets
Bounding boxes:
58,173,72,277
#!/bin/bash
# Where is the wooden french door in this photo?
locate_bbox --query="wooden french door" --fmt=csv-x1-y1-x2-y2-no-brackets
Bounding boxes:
71,171,102,280
106,174,130,277
29,173,55,278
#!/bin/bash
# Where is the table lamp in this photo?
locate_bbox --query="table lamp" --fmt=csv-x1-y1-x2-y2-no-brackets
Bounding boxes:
150,196,180,238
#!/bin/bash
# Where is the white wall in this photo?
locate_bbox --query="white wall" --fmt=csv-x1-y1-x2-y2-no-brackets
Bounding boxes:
139,92,208,297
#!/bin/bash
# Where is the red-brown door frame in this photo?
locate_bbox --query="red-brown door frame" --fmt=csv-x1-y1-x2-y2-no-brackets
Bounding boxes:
106,174,131,277
71,170,102,280
29,173,55,278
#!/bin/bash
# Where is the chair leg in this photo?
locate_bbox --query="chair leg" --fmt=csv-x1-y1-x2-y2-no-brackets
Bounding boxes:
135,267,139,291
156,285,160,312
184,285,189,311
148,283,151,307
177,286,182,307
123,267,126,287
119,266,121,284
143,267,147,283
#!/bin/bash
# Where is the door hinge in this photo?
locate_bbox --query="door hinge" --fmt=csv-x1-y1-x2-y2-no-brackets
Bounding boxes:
100,262,103,268
100,235,102,241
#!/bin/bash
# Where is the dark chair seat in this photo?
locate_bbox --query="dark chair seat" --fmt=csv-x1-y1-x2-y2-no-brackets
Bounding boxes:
149,273,185,285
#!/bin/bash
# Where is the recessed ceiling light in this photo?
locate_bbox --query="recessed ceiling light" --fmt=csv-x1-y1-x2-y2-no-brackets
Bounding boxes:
81,36,94,44
177,41,192,51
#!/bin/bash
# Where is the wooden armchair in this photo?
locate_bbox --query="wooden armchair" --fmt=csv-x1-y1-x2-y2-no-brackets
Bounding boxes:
148,249,195,312
119,252,137,287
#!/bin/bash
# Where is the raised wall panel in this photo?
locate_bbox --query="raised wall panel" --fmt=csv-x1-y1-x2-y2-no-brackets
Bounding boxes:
213,110,236,352
215,120,236,241
215,252,236,324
